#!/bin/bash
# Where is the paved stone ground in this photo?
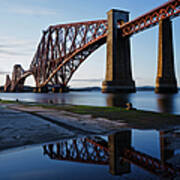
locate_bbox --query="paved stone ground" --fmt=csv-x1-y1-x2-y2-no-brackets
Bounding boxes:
0,105,74,151
9,104,127,133
0,104,127,151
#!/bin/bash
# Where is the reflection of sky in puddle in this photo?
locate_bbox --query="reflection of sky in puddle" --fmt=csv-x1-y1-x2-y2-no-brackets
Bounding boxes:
132,130,160,159
0,129,179,180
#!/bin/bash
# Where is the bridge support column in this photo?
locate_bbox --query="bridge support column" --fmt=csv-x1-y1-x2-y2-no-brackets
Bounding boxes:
155,18,178,93
37,86,48,93
102,9,135,93
4,75,11,92
52,85,69,93
33,87,38,93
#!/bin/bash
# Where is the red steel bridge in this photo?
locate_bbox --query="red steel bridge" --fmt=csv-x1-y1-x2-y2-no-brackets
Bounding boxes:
43,131,180,178
4,0,180,93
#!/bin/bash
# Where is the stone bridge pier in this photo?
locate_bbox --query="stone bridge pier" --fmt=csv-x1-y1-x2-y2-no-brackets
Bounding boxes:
102,9,178,94
11,65,25,92
102,9,136,93
4,64,26,92
155,18,178,93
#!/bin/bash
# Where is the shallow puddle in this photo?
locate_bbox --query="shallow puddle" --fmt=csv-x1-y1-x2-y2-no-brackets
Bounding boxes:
0,129,180,180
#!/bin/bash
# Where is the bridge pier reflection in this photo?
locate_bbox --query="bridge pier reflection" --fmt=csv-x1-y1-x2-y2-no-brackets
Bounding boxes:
160,131,175,164
106,93,130,107
157,94,175,113
108,131,131,175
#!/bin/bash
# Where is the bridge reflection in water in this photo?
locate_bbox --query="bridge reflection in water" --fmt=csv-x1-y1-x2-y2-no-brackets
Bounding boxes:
43,130,180,178
106,93,131,108
157,94,176,114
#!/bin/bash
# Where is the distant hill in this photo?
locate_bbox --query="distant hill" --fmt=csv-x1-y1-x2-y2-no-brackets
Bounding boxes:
70,86,155,92
23,86,34,92
0,85,34,92
136,86,154,91
70,86,180,92
136,86,180,91
0,85,179,92
70,87,101,92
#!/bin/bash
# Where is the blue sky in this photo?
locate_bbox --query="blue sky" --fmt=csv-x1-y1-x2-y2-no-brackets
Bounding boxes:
0,0,179,87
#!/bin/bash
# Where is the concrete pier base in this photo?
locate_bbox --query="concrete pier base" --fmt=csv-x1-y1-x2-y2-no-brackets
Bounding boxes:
102,80,135,93
52,86,69,93
37,86,48,93
155,18,178,93
52,87,60,93
155,79,177,93
102,9,135,93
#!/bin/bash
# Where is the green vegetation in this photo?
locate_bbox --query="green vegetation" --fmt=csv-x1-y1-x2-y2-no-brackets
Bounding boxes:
0,99,20,104
51,105,180,128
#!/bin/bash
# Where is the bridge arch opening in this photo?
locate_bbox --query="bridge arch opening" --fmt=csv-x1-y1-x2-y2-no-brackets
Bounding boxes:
24,74,36,89
173,19,180,87
69,44,106,88
131,17,179,90
131,25,159,87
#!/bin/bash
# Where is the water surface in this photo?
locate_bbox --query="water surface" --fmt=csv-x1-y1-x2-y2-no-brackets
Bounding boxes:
0,129,179,179
0,91,180,114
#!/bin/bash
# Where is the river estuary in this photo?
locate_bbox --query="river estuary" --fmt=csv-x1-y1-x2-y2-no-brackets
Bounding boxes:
0,90,180,114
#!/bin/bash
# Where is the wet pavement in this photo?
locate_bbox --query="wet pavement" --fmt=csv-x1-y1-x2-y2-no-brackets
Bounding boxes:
0,105,74,151
0,104,126,151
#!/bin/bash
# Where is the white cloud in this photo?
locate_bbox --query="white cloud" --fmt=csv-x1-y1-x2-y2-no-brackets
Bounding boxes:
5,4,57,16
0,36,36,84
0,36,36,57
0,71,10,75
0,49,30,56
0,36,35,47
12,8,57,16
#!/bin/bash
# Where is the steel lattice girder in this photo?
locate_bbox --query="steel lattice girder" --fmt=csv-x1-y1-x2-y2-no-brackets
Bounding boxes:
120,0,180,37
30,20,108,87
30,0,180,88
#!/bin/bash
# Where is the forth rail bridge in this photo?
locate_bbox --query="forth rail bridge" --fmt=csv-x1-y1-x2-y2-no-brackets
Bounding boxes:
4,0,180,93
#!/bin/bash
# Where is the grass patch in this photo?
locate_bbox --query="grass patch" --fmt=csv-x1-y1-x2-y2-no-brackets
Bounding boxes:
0,100,20,104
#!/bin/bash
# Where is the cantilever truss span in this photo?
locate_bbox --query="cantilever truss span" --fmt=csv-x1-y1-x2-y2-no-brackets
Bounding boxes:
30,20,108,88
120,0,180,36
4,0,180,92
